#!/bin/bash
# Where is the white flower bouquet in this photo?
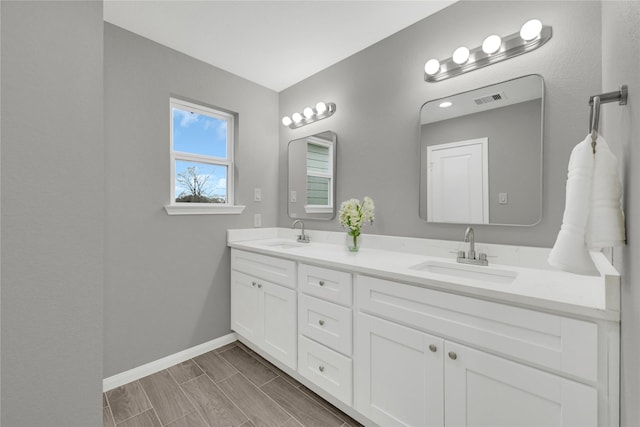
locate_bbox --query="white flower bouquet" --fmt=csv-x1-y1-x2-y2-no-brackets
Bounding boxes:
338,196,374,251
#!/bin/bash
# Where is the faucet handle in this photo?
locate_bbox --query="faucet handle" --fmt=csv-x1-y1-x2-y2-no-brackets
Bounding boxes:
478,252,487,261
457,250,466,259
297,234,310,243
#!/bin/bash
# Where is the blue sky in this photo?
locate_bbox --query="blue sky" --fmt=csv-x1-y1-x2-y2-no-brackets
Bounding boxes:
173,107,228,200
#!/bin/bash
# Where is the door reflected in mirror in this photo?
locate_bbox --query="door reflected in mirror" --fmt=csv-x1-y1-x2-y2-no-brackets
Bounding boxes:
419,75,543,226
288,131,337,220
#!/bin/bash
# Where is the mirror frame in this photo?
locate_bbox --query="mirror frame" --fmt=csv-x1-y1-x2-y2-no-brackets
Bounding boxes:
419,74,544,227
287,131,337,220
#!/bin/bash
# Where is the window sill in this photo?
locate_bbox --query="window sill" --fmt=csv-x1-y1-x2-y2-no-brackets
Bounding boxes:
304,205,333,214
164,204,246,216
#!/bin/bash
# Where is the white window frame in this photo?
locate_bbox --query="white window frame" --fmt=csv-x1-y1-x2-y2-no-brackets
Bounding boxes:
165,98,244,215
304,136,334,214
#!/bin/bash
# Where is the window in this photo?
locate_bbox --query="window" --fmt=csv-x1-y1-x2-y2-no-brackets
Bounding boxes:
165,98,244,215
304,136,334,214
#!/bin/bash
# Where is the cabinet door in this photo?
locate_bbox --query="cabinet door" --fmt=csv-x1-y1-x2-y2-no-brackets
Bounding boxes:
356,313,444,427
261,281,297,370
444,342,597,427
231,271,262,343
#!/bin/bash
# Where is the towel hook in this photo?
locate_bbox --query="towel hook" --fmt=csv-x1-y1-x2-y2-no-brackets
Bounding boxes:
587,84,628,154
590,96,601,154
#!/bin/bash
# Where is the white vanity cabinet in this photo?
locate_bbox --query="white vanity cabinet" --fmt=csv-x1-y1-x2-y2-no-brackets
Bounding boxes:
355,275,605,427
230,250,297,369
228,234,619,427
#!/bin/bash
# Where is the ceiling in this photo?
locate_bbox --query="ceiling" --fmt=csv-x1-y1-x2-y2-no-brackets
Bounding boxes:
103,1,455,92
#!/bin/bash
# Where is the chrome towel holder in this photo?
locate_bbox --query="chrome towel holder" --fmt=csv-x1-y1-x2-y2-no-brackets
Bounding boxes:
589,84,628,153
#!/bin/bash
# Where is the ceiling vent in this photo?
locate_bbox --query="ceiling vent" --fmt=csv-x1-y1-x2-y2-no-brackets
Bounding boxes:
474,91,507,105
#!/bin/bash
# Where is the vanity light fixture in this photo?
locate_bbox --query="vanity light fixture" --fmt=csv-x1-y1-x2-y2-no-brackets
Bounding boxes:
424,18,552,83
281,101,336,129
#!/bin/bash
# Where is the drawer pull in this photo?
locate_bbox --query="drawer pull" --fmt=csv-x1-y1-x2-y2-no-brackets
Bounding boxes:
448,351,457,360
429,344,437,353
251,281,256,287
318,320,325,326
318,365,325,372
257,283,262,288
318,280,325,286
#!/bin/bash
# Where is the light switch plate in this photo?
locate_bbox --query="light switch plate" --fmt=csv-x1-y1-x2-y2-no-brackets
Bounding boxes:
499,192,508,204
254,213,262,227
254,188,262,202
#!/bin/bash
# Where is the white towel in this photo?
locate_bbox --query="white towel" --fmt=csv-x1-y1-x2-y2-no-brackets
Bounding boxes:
548,134,599,275
587,135,626,248
548,133,626,275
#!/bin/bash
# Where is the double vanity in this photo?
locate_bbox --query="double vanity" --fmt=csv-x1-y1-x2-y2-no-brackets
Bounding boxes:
228,227,620,427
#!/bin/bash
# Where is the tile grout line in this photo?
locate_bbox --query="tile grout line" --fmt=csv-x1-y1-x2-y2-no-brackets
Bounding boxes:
190,348,296,427
104,393,116,427
108,381,153,426
135,376,165,427
201,370,265,427
165,359,211,427
239,347,352,426
225,344,350,427
296,386,353,427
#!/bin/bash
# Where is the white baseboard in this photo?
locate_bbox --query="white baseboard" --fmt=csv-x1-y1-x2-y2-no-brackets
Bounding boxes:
103,332,238,392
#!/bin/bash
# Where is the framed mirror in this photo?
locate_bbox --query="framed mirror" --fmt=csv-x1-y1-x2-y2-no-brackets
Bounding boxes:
288,131,337,220
419,74,543,226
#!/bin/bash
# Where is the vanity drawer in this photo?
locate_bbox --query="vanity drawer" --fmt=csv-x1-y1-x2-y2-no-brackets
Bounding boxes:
357,275,598,382
231,249,296,289
299,294,352,356
298,335,352,406
299,264,352,306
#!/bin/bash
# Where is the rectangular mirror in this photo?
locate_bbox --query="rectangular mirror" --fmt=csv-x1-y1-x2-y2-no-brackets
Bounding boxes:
419,74,543,226
288,131,337,220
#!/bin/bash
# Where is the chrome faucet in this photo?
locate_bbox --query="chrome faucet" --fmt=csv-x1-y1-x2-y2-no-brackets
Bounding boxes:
457,226,488,266
465,226,476,260
292,220,310,243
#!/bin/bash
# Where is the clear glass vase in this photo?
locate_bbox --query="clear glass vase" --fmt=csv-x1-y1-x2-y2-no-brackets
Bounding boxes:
348,232,360,252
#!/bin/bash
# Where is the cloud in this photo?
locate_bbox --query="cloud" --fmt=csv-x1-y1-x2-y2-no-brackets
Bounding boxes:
203,118,228,141
175,110,199,127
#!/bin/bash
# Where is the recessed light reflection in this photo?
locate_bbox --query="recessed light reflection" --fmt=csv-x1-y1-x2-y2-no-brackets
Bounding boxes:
439,101,453,108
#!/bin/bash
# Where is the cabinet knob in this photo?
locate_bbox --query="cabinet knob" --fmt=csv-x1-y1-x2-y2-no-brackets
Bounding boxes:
318,320,325,326
257,283,262,289
252,281,256,287
448,351,457,360
429,344,437,353
318,280,325,286
318,366,325,372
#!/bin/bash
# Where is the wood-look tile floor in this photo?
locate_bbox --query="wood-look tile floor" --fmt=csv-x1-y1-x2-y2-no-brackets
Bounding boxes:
103,341,363,427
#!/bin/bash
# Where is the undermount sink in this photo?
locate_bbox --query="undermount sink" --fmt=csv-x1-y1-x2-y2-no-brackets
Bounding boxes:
262,240,308,250
410,260,518,284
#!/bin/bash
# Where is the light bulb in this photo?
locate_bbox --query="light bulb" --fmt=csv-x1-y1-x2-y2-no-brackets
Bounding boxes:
452,47,470,65
281,116,293,126
482,35,502,54
292,112,303,122
439,101,453,108
424,59,440,75
303,107,315,118
315,102,327,114
520,19,542,41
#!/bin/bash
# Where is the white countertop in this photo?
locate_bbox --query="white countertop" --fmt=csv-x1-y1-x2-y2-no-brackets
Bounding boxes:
227,228,620,322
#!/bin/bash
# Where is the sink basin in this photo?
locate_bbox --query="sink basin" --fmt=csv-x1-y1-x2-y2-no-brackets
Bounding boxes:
262,240,308,250
410,260,518,284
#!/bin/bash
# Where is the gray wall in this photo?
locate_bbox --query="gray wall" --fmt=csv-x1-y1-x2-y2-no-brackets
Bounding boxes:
278,1,602,248
421,99,542,225
601,2,640,426
1,2,104,425
104,24,279,377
